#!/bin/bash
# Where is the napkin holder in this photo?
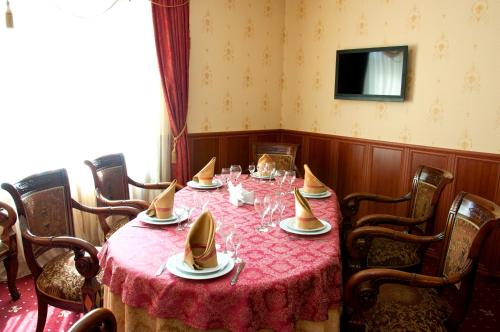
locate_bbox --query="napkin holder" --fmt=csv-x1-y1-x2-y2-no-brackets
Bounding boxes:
228,181,254,206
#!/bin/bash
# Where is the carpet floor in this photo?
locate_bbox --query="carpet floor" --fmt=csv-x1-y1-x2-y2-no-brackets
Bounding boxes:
1,265,499,331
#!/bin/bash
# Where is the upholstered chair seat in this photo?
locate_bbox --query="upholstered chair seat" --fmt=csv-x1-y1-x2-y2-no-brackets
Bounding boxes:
105,216,130,240
366,238,421,268
0,242,8,255
364,284,452,332
36,251,103,303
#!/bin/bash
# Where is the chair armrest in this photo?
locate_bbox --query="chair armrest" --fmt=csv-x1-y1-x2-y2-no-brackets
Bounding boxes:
68,308,117,332
128,177,184,191
355,213,428,228
22,230,100,279
95,190,149,210
341,192,411,226
72,199,141,219
344,266,464,311
346,225,444,260
0,202,17,240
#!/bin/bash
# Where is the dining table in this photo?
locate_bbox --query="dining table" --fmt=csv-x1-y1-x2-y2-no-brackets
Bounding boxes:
98,176,343,332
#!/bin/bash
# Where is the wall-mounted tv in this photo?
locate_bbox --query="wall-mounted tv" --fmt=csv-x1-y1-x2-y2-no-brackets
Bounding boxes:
334,45,408,102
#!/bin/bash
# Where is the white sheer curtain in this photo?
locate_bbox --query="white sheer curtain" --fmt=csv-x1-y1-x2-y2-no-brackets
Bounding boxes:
0,0,168,279
362,51,404,96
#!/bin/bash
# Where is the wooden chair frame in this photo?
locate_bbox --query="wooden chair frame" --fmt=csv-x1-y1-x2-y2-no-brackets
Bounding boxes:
0,201,19,300
68,307,117,332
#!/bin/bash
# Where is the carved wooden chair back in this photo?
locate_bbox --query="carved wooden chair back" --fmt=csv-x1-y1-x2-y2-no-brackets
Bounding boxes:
85,153,130,205
0,201,20,300
407,165,454,234
252,142,299,172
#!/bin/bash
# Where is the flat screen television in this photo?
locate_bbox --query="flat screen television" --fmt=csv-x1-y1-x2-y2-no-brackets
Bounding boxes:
334,45,408,102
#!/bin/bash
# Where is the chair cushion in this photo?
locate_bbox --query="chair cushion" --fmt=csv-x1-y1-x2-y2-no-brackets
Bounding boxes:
364,284,452,332
367,237,421,269
36,250,102,303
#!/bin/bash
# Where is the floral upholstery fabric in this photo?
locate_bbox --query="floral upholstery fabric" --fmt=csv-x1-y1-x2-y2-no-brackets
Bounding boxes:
367,237,421,268
443,216,479,278
0,242,8,256
411,182,437,232
364,284,451,332
105,216,130,240
98,166,127,201
36,250,102,303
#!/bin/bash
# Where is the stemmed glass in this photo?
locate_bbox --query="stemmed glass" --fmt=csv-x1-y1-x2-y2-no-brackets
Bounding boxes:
229,227,243,263
268,193,279,228
277,191,287,224
254,195,270,233
185,191,199,228
273,169,285,188
229,165,242,184
220,167,230,190
284,170,296,193
266,161,276,181
216,216,233,255
175,205,192,231
248,163,256,180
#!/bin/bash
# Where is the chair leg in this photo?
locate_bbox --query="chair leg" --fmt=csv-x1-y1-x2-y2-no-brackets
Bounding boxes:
35,295,48,332
3,254,20,300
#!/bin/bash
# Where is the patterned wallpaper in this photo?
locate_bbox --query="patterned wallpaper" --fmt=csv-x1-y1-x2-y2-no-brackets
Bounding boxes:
188,0,285,132
188,0,500,154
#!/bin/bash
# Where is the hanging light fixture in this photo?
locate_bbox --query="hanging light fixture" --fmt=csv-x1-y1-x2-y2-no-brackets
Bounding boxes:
5,0,13,28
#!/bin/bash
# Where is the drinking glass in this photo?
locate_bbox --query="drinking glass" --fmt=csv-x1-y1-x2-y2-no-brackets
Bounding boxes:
254,195,270,233
230,164,242,184
277,191,287,224
266,161,276,181
268,193,279,228
216,216,233,254
175,206,189,232
273,169,285,188
229,228,243,263
248,163,256,180
284,170,296,193
197,191,211,212
186,191,199,227
220,167,230,189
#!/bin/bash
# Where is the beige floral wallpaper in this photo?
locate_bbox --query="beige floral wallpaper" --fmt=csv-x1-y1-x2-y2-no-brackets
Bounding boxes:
189,0,500,154
188,0,285,132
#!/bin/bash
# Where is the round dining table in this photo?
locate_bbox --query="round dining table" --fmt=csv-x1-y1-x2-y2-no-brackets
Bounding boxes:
98,177,342,332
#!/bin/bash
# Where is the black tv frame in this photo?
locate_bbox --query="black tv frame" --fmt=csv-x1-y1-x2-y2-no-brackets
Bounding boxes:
334,45,408,102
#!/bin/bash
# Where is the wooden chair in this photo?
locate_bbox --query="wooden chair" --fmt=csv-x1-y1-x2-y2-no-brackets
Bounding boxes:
343,192,500,331
84,153,182,238
251,142,300,175
0,201,20,300
1,169,139,332
68,308,117,332
342,165,453,273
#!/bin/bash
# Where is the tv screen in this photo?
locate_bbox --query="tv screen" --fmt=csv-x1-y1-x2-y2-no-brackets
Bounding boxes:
334,46,408,102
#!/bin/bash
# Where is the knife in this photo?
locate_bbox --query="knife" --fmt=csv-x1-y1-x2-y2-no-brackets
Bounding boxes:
230,261,246,286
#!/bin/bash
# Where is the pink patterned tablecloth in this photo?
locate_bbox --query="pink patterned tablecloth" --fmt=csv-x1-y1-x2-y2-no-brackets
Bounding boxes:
98,178,342,332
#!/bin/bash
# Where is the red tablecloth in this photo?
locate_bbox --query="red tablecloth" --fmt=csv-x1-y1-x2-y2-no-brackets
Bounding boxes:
98,178,342,332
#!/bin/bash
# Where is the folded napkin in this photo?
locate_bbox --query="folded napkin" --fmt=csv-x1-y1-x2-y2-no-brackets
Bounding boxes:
193,157,216,185
184,210,218,270
228,181,255,206
303,164,327,194
294,188,324,230
257,154,275,176
146,179,177,219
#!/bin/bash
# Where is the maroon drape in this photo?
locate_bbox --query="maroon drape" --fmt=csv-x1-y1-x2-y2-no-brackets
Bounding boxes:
152,0,190,185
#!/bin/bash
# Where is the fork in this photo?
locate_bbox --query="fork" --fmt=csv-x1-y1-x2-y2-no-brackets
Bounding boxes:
155,261,168,276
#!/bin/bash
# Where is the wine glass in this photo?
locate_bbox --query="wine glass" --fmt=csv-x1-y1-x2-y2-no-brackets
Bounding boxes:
268,193,279,228
248,163,256,180
284,170,296,193
216,216,233,255
230,164,242,184
277,191,287,224
186,191,199,228
273,169,285,188
229,227,243,263
266,161,276,181
175,206,188,232
254,195,270,233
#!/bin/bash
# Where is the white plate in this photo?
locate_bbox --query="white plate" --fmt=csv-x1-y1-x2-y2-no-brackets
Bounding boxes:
172,252,230,275
138,209,188,225
299,188,332,199
166,253,235,280
250,173,275,180
187,180,223,189
279,217,332,235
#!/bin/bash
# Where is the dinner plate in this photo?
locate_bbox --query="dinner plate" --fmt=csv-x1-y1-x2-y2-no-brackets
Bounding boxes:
298,188,332,199
250,172,275,180
166,253,235,280
187,180,223,189
138,209,188,225
279,217,332,235
172,252,231,275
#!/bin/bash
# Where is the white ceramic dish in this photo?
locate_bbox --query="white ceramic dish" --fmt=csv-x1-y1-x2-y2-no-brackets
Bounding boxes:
138,209,188,225
166,252,235,280
279,217,332,235
250,173,275,180
187,180,223,189
172,252,230,275
298,188,332,199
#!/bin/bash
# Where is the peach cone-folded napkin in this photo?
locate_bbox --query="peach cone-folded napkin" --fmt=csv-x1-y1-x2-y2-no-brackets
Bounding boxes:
294,188,324,230
303,164,327,194
146,179,177,219
193,157,216,185
257,154,274,176
184,210,218,270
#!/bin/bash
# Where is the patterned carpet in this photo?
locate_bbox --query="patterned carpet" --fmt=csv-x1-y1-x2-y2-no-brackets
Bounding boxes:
1,267,499,331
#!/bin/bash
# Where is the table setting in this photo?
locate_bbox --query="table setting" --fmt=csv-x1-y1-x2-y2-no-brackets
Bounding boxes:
98,156,342,331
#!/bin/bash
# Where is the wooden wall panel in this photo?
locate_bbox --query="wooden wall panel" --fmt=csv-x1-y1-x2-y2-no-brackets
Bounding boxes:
367,146,406,216
188,129,500,277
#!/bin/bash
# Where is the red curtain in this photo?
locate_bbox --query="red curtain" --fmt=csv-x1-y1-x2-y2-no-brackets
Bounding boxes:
152,0,190,185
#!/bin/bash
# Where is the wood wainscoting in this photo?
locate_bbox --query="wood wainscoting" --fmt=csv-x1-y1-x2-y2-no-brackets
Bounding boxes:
188,129,500,278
